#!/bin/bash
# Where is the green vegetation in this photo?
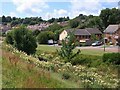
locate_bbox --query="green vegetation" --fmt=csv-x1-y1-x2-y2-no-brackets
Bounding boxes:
57,32,80,62
2,49,79,88
2,43,119,88
37,45,107,56
5,26,37,55
100,8,120,28
37,31,54,44
103,53,120,65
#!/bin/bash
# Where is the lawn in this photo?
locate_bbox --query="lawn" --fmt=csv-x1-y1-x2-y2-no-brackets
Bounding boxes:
37,45,107,56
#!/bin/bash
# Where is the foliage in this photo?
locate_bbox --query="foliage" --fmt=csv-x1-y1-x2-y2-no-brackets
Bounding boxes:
102,53,120,65
62,72,71,79
100,8,120,28
71,54,102,67
48,17,69,23
32,30,41,36
86,16,104,32
57,32,80,62
37,31,54,44
3,43,120,88
5,31,14,45
91,34,99,41
69,19,79,28
45,23,63,32
5,26,37,55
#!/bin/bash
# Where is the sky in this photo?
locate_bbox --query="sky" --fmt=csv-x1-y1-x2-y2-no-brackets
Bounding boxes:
1,0,120,20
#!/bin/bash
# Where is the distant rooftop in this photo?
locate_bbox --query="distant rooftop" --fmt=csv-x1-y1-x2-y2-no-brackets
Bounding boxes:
66,28,102,36
104,25,120,33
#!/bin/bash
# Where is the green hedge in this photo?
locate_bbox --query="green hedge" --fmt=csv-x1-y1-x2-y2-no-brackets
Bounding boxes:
71,54,102,67
102,53,120,65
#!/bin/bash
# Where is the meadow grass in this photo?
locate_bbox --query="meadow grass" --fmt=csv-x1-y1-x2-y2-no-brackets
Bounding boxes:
2,50,80,88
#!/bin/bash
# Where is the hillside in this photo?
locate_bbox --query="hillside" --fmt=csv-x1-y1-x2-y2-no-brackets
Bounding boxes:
1,42,119,88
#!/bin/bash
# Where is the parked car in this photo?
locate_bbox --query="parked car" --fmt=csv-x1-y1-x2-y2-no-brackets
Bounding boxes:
48,39,53,45
92,41,102,46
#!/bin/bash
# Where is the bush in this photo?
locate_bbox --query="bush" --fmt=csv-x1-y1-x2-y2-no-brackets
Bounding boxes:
5,26,37,55
5,31,14,45
71,54,102,67
102,53,120,65
37,31,54,44
62,72,70,80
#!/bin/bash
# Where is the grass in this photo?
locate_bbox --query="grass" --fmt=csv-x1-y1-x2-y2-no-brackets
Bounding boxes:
2,50,80,88
37,45,107,56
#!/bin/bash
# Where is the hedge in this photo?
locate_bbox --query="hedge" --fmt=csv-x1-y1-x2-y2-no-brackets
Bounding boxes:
102,53,120,65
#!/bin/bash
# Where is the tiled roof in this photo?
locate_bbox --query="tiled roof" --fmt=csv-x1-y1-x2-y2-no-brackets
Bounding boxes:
66,28,102,36
104,25,120,33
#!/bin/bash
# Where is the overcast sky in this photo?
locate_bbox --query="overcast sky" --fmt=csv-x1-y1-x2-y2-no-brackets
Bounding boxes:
1,0,119,20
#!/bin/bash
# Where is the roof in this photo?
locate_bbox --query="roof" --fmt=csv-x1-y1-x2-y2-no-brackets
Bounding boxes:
86,28,102,34
65,28,102,36
104,25,120,33
74,29,91,35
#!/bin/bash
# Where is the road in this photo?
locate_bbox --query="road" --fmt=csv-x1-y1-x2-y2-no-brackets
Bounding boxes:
76,45,120,53
51,44,120,53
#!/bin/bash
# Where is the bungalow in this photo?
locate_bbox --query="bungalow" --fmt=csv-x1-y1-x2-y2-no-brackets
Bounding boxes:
59,28,102,44
104,25,120,45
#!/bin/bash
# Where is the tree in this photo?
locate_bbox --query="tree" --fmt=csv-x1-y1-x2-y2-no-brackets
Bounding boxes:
2,15,6,22
45,23,62,32
6,26,37,55
11,20,20,26
6,16,12,22
32,30,41,36
5,31,14,45
69,19,79,28
100,8,120,28
57,32,80,62
37,31,54,44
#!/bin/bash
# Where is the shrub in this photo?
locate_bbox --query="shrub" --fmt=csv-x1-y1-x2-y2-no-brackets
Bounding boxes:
5,31,14,45
57,32,80,62
71,54,102,67
102,53,120,65
37,31,54,44
62,72,71,80
5,26,37,55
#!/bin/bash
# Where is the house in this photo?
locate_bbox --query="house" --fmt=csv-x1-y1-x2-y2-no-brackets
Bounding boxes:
27,23,52,31
59,28,102,45
104,25,120,45
57,21,68,26
0,24,11,33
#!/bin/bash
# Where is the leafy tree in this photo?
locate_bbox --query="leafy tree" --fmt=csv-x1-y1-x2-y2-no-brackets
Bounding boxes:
100,8,120,28
86,16,104,31
2,15,6,22
45,23,62,32
5,31,14,45
29,21,37,25
37,31,54,44
11,20,20,26
69,19,79,28
91,34,99,41
6,26,37,55
57,32,80,62
6,16,12,22
32,30,41,36
48,18,55,23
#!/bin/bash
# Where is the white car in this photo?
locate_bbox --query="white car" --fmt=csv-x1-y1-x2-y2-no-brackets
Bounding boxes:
92,41,102,46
